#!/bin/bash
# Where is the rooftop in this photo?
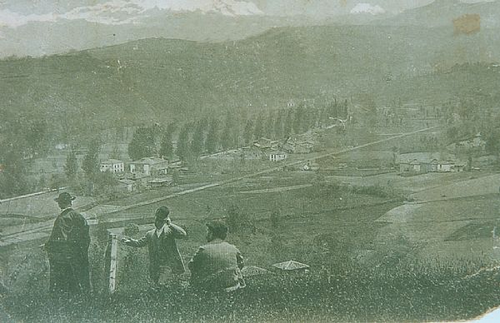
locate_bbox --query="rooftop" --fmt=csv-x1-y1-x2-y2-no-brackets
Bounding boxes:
131,157,168,165
101,159,124,164
272,260,310,271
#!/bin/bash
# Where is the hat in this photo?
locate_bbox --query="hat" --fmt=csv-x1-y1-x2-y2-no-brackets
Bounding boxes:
54,192,76,203
155,206,170,219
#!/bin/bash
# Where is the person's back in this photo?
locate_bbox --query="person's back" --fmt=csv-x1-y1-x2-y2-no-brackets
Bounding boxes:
188,221,245,292
45,192,91,294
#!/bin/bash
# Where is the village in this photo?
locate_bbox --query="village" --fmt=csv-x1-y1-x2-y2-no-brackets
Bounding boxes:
23,98,494,200
3,1,500,319
1,96,500,323
1,96,498,248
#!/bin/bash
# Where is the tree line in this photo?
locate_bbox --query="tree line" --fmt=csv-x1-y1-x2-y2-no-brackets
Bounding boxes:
128,100,349,162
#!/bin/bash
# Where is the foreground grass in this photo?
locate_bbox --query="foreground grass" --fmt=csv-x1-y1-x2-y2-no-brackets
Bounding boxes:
5,261,500,323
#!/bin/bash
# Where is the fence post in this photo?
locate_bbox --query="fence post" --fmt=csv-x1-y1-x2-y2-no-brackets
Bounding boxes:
104,232,118,294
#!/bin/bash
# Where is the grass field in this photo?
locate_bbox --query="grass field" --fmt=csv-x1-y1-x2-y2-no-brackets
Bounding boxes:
3,170,500,322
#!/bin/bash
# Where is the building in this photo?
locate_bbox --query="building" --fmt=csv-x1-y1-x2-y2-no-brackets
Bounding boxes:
100,159,125,173
148,177,172,188
398,153,464,175
129,157,168,177
118,179,136,192
269,151,287,162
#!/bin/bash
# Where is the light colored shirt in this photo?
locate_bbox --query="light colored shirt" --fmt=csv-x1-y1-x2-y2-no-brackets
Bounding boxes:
155,224,166,238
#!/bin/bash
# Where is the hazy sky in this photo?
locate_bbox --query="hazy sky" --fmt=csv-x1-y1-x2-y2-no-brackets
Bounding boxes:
0,0,443,29
1,0,497,28
0,0,496,57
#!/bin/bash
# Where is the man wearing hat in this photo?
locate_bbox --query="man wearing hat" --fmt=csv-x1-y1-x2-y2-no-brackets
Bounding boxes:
122,206,187,285
44,192,91,294
188,221,245,292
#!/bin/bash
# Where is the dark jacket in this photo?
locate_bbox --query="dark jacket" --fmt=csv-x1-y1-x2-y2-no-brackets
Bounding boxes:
47,208,90,259
126,223,187,280
46,208,90,293
188,239,245,291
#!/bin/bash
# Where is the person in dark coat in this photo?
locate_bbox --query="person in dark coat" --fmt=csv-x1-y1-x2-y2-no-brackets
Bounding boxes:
44,192,91,294
122,206,187,285
188,221,245,292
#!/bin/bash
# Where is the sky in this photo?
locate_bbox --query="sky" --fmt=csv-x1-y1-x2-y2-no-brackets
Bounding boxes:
0,0,497,57
0,0,436,29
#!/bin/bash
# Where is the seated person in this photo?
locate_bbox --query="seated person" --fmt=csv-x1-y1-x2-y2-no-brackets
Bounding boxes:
188,221,245,292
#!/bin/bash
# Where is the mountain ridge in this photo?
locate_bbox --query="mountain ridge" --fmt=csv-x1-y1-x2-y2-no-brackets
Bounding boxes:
1,23,500,136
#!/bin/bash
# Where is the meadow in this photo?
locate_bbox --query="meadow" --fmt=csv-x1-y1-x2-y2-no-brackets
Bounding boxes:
3,171,500,322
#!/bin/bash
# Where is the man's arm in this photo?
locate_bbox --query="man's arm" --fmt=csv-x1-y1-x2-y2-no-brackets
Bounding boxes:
123,233,149,247
167,221,187,239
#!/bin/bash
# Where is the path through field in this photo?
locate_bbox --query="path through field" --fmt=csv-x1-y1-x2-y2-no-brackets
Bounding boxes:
374,173,500,265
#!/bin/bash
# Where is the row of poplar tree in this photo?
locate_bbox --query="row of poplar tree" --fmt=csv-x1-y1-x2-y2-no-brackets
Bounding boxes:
128,100,348,161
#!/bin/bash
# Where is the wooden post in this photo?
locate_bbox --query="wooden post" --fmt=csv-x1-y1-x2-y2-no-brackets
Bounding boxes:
104,232,118,294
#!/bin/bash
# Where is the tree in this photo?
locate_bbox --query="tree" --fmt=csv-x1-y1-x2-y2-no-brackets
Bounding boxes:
341,99,349,119
82,138,100,180
0,148,30,198
327,99,338,118
64,149,78,180
220,114,235,151
360,95,377,126
284,109,293,136
128,127,156,161
94,170,120,199
48,174,66,191
159,123,177,159
243,119,254,145
308,109,318,130
253,115,264,140
486,130,500,156
25,119,49,158
274,110,284,139
176,123,191,161
293,104,305,134
205,119,219,154
37,175,47,191
171,169,180,186
265,110,275,139
190,121,205,157
446,126,459,143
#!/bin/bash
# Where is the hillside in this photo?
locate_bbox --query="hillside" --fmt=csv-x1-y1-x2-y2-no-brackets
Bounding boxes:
1,24,500,134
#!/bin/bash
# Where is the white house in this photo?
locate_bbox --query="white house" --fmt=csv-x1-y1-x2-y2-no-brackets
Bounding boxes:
100,159,125,173
129,157,168,177
269,152,287,162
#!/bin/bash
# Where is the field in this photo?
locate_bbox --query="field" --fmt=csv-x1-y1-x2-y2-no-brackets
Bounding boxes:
2,168,500,322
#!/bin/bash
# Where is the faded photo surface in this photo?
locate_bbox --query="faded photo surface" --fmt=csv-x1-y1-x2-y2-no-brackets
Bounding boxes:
1,0,500,322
